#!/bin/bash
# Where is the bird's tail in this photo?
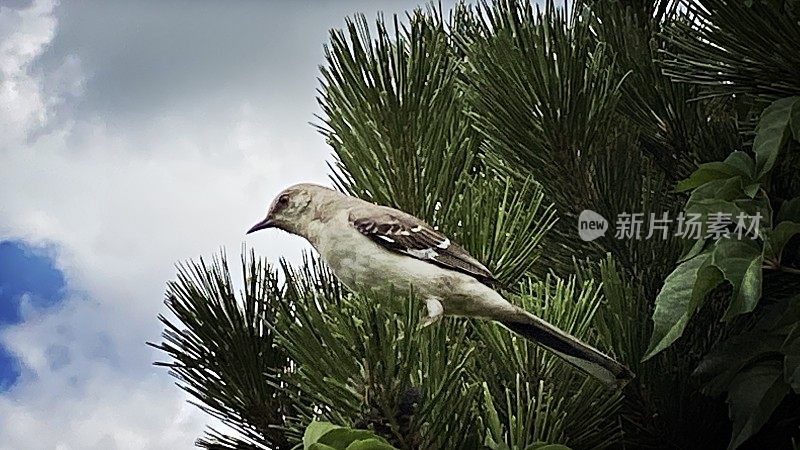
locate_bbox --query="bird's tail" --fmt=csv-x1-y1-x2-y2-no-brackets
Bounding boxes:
500,307,634,388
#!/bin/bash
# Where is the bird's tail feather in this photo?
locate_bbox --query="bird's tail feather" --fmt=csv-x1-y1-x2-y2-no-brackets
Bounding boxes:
500,308,634,388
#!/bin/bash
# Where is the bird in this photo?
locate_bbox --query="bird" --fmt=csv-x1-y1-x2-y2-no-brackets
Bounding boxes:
247,183,634,387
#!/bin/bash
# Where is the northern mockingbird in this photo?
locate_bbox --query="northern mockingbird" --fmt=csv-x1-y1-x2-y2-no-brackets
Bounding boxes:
248,183,633,387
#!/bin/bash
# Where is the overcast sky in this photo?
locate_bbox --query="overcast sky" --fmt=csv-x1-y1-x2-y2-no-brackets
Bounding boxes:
0,1,455,448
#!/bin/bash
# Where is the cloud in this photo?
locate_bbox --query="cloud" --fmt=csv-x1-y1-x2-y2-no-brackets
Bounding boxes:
0,0,57,147
0,0,459,447
0,1,326,447
0,287,211,450
0,102,326,448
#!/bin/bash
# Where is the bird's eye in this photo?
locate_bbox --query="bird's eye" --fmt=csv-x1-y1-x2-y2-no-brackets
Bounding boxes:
278,194,290,205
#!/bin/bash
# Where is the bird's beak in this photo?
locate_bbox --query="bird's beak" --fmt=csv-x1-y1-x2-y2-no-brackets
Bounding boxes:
246,217,274,234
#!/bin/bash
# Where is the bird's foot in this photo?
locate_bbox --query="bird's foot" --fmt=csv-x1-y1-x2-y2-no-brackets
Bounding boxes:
421,298,443,328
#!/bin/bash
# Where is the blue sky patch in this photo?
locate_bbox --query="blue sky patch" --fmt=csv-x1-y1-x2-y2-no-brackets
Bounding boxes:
0,240,67,390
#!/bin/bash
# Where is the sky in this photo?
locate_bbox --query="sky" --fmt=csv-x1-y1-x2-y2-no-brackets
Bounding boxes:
0,1,455,448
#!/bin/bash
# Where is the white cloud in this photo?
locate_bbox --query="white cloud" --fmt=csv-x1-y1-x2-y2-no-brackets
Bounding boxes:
0,0,460,447
0,101,328,449
0,292,210,450
0,1,328,448
0,0,56,147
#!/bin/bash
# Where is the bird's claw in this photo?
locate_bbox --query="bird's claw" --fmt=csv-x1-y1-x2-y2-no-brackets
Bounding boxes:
421,298,444,328
420,314,441,328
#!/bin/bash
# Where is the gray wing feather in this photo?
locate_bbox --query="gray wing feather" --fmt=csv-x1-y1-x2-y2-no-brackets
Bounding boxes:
349,209,496,286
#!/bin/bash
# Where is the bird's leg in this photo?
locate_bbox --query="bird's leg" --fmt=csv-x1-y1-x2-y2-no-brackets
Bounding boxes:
421,298,444,327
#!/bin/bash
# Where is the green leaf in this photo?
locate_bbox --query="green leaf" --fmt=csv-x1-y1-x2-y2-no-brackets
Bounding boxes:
528,444,572,450
791,96,800,142
726,361,790,450
753,295,800,333
723,151,756,180
643,253,723,360
783,335,800,393
697,295,800,397
303,421,396,450
344,439,398,450
676,162,740,192
687,177,747,204
773,301,800,393
764,221,800,262
319,429,392,449
711,239,764,320
685,200,743,226
743,183,760,198
680,238,710,262
777,197,800,223
684,178,749,234
754,97,800,179
310,444,340,450
694,333,785,396
676,152,756,193
304,422,340,449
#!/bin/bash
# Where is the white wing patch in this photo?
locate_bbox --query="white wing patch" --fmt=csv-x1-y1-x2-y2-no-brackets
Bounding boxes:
408,248,439,259
349,210,496,285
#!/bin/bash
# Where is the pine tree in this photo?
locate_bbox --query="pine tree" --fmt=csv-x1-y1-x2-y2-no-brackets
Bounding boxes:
151,1,800,448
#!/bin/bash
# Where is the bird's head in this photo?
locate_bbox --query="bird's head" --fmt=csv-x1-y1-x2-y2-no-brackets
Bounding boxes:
246,183,332,236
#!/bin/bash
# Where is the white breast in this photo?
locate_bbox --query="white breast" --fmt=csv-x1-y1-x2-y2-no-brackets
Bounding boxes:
306,212,516,320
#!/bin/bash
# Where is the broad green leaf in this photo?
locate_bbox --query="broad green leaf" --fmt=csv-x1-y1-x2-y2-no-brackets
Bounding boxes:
733,192,773,234
319,429,392,448
676,162,740,192
772,295,800,330
310,444,340,450
694,333,785,396
777,197,800,223
711,239,764,320
726,361,790,450
687,177,747,204
676,152,756,193
754,97,800,179
684,178,748,236
743,183,760,198
791,96,800,141
783,335,800,393
679,238,709,262
698,295,800,396
779,301,800,393
753,294,800,333
643,253,723,360
764,221,800,261
344,439,399,450
685,198,741,222
788,363,800,394
723,151,756,180
304,422,340,448
528,444,572,450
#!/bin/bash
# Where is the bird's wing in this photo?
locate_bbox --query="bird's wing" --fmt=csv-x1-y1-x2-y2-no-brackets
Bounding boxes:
348,208,497,286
